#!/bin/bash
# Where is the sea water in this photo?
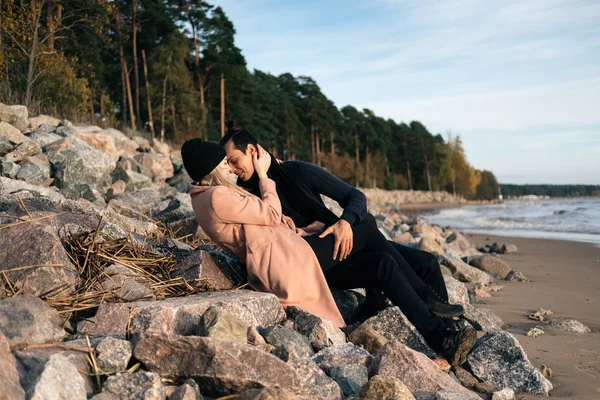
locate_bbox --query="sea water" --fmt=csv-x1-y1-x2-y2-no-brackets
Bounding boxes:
427,198,600,245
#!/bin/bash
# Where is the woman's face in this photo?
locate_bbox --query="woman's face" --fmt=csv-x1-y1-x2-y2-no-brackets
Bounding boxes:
213,156,238,184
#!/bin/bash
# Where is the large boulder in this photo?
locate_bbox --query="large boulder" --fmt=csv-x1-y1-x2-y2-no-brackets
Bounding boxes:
286,358,343,400
549,318,591,334
376,341,479,400
17,353,87,400
0,104,28,128
0,159,20,178
351,306,437,358
95,337,133,373
440,254,494,286
467,331,553,396
78,291,285,337
197,306,249,343
102,371,164,400
134,333,340,399
0,334,26,399
1,121,29,144
263,324,314,361
360,375,415,400
293,308,346,351
0,136,14,155
134,153,174,180
464,306,504,331
4,140,41,163
330,288,366,324
417,237,445,257
27,114,60,129
0,222,80,296
46,137,116,200
170,250,238,291
311,343,377,376
348,323,389,355
110,167,152,191
469,255,512,280
15,154,50,185
327,365,368,397
442,274,470,308
0,295,65,348
72,130,120,160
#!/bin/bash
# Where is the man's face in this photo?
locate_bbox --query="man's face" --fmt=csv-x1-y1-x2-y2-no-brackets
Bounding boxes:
224,140,256,182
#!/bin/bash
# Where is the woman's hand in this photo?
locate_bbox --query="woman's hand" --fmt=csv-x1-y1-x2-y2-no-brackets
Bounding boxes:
252,144,272,179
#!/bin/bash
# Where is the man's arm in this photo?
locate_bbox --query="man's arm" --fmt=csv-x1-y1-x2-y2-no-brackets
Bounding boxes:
283,161,367,225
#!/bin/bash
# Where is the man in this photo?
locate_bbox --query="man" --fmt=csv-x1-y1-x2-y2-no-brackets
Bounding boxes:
217,126,475,365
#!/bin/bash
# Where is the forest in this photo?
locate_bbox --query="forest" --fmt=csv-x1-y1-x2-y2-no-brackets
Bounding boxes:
501,185,600,198
1,0,500,199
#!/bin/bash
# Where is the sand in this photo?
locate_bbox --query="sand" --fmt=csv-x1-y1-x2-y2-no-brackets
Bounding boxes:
467,233,600,399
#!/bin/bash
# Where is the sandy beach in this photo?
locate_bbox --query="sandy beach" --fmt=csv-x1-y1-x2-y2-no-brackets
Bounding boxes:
467,233,600,399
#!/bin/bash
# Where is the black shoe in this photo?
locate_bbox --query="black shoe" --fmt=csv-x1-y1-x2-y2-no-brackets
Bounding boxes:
426,299,465,318
442,325,477,366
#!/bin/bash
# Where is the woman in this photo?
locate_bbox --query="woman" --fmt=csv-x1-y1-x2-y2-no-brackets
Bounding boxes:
182,138,345,328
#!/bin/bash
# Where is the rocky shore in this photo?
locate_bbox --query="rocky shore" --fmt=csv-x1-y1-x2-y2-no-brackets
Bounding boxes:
1,104,590,399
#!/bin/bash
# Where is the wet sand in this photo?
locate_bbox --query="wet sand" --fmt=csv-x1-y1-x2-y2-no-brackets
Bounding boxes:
467,233,600,399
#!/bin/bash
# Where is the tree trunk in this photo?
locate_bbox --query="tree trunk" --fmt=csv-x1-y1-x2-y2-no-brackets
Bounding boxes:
160,52,172,143
170,84,176,137
120,63,127,126
25,4,41,106
132,0,141,128
192,24,207,140
354,132,360,163
330,130,335,156
89,94,94,124
220,73,225,137
407,161,413,190
100,92,105,127
141,49,155,138
116,12,135,131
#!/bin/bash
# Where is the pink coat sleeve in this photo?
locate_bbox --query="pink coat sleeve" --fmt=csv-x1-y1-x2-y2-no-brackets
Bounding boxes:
210,178,282,226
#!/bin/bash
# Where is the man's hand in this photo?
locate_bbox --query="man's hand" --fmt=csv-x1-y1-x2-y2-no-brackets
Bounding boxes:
319,219,353,261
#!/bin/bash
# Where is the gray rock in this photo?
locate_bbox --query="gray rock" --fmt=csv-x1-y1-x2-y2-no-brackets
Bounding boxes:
467,331,553,395
170,250,237,291
77,303,131,337
0,334,26,399
549,318,591,334
469,255,512,280
443,274,470,308
19,353,87,400
152,195,194,224
46,137,116,200
445,232,473,253
502,244,518,254
0,120,28,143
0,222,80,296
103,371,164,400
0,104,28,126
376,341,479,400
294,308,346,351
80,291,285,337
263,324,314,360
197,306,249,343
348,323,389,355
464,306,504,331
111,167,152,191
134,334,300,398
311,343,377,376
27,130,62,149
237,388,298,400
15,343,95,395
0,295,65,348
0,176,65,203
436,390,477,400
354,306,437,358
418,236,445,257
15,157,50,185
134,153,174,180
505,270,529,282
360,375,415,400
96,337,133,373
330,288,366,324
328,365,368,397
0,158,20,178
4,140,42,162
0,136,14,154
286,358,343,400
98,264,154,302
440,253,494,286
492,388,515,400
168,380,203,400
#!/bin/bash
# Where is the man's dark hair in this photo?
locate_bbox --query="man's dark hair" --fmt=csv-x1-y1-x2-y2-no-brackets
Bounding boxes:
218,120,258,153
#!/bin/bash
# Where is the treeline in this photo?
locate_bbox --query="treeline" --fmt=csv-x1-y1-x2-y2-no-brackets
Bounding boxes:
0,0,499,199
501,185,600,198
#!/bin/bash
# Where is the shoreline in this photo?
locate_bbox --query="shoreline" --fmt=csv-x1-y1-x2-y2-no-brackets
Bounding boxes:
467,233,600,399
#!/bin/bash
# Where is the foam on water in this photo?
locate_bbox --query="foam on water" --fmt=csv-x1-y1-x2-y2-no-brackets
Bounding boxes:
427,198,600,245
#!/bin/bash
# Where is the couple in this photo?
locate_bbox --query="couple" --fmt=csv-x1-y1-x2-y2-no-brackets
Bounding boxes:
181,126,477,365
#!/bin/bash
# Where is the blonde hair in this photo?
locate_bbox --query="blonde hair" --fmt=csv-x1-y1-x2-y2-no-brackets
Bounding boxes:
199,168,254,198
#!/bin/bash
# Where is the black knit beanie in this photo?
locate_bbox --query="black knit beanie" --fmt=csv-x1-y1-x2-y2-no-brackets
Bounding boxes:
181,138,226,182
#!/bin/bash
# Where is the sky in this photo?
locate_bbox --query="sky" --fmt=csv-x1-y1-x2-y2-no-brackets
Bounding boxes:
213,0,600,184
